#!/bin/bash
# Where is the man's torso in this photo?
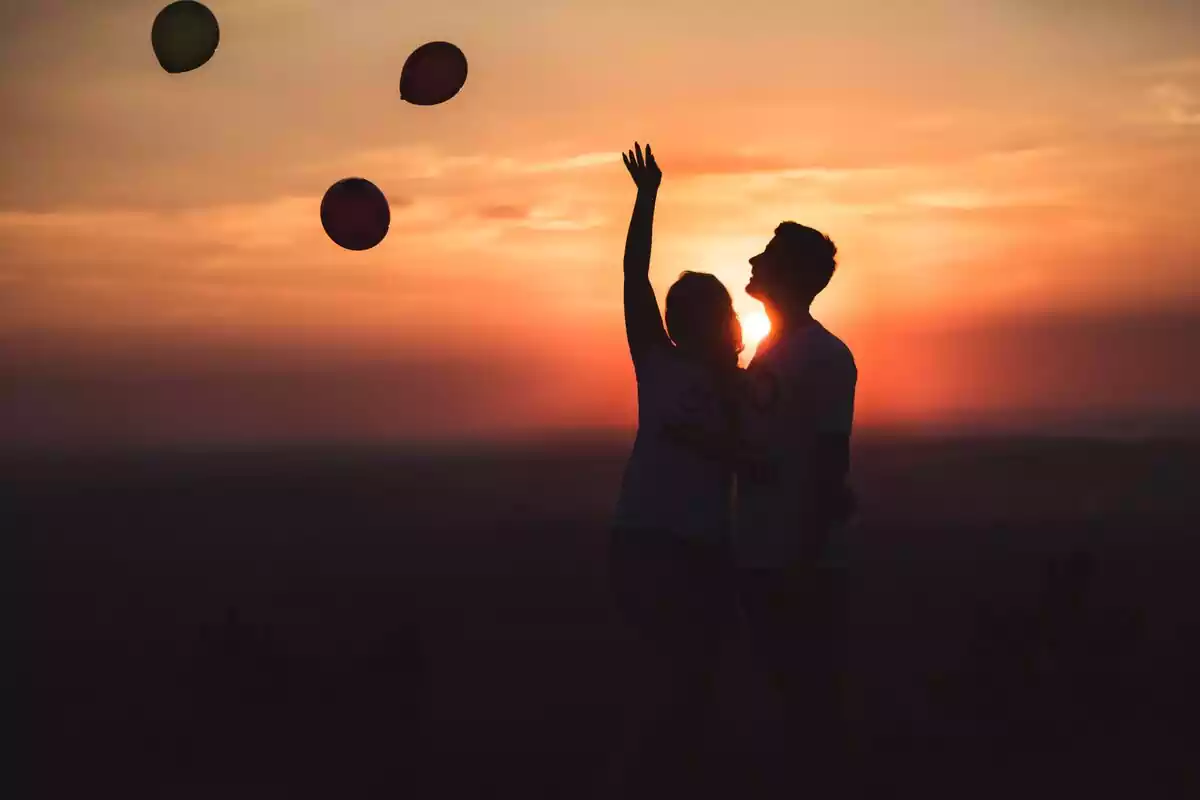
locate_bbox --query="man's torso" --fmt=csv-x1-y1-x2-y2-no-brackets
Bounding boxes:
734,321,857,568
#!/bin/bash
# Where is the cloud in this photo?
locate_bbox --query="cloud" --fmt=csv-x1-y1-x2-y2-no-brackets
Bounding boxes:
0,196,337,253
3,130,1055,244
0,177,607,277
521,207,607,231
1149,82,1200,126
662,152,860,178
1130,56,1200,78
475,202,605,229
655,141,1082,233
511,152,614,174
478,204,530,220
0,167,619,340
0,195,422,319
903,187,1074,210
316,139,1047,191
305,147,616,185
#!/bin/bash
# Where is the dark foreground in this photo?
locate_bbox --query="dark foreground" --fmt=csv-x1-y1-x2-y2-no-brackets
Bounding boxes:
12,434,1200,798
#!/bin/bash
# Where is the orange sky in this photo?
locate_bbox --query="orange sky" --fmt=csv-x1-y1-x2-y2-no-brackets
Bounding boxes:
2,1,1199,448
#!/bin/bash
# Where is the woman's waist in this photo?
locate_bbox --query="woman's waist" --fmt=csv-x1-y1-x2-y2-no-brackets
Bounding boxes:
625,442,733,480
615,474,731,522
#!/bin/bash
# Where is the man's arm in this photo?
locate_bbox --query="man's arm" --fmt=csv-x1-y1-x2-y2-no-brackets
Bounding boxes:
804,355,857,553
813,430,855,525
621,144,669,363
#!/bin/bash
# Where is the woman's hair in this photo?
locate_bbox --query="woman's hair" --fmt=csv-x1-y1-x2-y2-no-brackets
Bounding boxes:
664,271,744,363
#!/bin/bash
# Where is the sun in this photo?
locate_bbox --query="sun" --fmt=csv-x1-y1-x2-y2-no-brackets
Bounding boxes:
740,308,771,357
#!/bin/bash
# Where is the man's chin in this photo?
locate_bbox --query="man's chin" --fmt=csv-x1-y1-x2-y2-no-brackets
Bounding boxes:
745,281,764,300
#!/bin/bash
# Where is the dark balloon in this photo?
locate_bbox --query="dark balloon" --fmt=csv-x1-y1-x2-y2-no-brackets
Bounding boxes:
320,178,391,251
152,1,220,74
400,41,469,106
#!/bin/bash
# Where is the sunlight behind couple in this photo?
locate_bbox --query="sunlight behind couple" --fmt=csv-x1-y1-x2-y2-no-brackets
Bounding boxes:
741,307,771,358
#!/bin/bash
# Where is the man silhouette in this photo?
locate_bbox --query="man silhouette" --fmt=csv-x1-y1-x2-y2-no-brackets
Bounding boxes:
734,222,858,794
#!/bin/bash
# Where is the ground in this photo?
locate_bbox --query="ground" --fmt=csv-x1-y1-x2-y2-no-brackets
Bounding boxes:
12,434,1200,797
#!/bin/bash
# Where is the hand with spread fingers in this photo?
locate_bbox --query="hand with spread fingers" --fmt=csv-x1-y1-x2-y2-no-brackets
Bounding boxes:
622,142,661,192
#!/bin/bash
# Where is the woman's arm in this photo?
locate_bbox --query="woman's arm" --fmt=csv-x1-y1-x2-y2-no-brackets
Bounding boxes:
621,143,669,363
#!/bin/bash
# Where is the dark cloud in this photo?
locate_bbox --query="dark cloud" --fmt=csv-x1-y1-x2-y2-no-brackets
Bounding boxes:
5,303,1200,449
1019,0,1197,15
0,332,546,450
887,306,1200,419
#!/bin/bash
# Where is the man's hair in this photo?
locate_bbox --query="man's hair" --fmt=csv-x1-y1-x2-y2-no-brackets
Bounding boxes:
774,221,838,297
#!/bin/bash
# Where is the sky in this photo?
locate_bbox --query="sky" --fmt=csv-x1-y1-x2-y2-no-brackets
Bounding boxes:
2,0,1199,448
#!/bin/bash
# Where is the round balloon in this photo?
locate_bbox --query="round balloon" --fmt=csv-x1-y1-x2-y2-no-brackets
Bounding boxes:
152,1,220,74
400,42,469,106
320,178,391,251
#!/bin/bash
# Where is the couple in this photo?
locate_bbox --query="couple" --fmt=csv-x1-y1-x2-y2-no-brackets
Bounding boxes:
605,143,858,797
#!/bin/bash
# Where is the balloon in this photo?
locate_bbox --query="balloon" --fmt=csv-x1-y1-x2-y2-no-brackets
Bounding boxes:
152,1,220,74
320,178,391,251
400,42,468,106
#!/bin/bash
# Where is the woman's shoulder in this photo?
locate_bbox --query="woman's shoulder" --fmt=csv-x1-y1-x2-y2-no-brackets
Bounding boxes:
633,340,676,375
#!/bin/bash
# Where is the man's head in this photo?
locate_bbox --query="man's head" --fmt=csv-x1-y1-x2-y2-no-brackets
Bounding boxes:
746,222,838,311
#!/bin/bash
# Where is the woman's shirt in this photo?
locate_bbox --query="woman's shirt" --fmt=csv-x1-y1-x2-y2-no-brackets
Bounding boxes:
614,343,737,543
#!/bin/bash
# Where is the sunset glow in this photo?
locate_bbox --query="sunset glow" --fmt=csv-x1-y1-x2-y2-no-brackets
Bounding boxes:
741,308,771,359
2,1,1198,448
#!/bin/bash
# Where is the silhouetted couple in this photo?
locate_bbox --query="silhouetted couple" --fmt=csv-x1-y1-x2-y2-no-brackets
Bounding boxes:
603,143,857,798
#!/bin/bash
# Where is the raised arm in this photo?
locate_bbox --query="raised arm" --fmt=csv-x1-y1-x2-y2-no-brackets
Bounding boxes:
621,143,669,363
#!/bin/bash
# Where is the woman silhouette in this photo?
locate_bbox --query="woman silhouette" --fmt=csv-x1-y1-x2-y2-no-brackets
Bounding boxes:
602,142,744,797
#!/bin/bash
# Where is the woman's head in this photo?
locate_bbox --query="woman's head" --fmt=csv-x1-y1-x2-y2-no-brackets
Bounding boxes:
664,271,743,365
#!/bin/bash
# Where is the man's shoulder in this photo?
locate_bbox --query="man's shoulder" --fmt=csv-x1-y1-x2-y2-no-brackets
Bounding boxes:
814,322,854,357
770,322,855,375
